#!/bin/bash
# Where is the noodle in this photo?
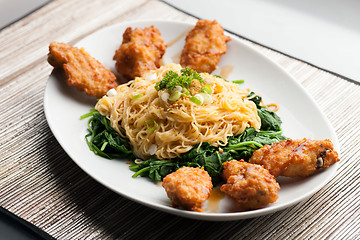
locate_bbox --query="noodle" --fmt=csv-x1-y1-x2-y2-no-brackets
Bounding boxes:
265,103,279,112
96,63,261,160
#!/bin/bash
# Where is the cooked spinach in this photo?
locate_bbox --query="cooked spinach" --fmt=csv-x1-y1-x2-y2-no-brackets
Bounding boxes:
258,108,282,131
81,109,132,159
180,142,233,184
129,158,179,182
225,127,287,160
248,91,282,131
248,91,262,108
129,143,232,183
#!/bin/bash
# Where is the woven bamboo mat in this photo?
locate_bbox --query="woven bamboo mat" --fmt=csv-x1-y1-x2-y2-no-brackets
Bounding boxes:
0,0,359,239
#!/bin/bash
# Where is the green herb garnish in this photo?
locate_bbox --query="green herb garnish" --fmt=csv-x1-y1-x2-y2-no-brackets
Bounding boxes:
190,95,203,105
146,119,157,131
132,93,143,99
169,91,182,102
232,80,245,84
201,84,212,94
154,68,203,92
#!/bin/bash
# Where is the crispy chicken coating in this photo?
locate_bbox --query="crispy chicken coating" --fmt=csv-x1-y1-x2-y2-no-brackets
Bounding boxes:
162,167,212,212
220,160,279,210
249,139,340,178
113,26,166,80
48,42,117,98
180,19,231,73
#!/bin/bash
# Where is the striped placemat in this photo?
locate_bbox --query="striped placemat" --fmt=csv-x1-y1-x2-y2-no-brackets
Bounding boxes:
0,0,359,239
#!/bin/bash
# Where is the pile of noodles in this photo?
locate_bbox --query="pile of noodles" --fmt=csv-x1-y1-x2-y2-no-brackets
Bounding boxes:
96,63,261,160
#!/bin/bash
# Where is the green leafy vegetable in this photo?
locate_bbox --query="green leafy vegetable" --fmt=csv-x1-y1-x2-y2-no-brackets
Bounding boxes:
225,127,287,160
129,142,232,184
248,91,262,108
257,108,282,131
129,158,179,182
81,109,132,159
248,91,282,131
180,142,233,184
129,127,286,183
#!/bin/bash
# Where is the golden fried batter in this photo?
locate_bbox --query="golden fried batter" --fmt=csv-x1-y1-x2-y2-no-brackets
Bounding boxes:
113,26,166,80
220,160,279,210
180,19,231,73
48,42,117,98
249,139,340,178
162,167,212,212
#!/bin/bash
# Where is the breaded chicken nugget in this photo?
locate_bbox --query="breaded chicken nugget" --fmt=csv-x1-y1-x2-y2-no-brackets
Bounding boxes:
220,160,279,210
249,139,340,178
180,19,231,73
48,42,117,98
162,167,212,212
113,26,166,80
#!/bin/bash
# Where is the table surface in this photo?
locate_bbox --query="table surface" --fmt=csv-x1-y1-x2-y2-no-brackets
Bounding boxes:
1,0,359,239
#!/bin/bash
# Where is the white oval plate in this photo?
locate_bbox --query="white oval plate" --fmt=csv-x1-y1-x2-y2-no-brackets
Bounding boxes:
44,20,339,221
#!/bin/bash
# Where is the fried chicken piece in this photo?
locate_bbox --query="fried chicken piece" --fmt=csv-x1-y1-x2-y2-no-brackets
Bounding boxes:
180,19,231,73
162,167,212,212
249,139,340,178
48,42,117,98
220,160,279,210
113,26,166,80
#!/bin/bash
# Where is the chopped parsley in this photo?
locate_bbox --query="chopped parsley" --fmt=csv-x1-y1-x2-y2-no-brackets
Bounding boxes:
154,68,203,92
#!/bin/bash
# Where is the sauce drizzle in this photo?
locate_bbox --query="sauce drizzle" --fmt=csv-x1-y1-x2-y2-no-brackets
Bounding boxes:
171,51,182,64
166,28,190,47
205,187,225,213
219,65,234,79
